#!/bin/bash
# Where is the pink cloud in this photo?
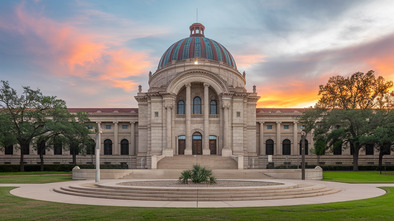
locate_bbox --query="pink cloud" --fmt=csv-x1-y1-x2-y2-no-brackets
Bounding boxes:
6,3,152,92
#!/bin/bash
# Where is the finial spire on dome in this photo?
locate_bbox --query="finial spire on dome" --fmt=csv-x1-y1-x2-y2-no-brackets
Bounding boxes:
189,23,205,37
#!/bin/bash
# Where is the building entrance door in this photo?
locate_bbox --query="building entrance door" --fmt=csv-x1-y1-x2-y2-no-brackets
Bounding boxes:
178,139,185,155
192,132,202,155
209,139,216,155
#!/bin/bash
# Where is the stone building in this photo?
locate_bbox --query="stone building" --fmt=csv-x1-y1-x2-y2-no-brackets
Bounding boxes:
1,23,392,168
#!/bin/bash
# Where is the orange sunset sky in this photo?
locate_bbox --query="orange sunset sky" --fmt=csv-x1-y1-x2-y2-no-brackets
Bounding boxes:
0,0,393,108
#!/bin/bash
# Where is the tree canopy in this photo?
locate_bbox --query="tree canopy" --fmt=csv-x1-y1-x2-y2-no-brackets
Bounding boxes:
302,71,393,171
0,80,91,171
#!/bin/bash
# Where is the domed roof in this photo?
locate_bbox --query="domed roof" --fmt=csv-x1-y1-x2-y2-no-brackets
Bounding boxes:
158,23,237,69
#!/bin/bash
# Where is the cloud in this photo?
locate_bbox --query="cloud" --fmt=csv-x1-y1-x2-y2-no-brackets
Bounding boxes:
0,2,160,106
251,32,394,108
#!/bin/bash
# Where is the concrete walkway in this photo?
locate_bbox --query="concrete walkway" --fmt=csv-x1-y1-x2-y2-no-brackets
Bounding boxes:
2,180,393,208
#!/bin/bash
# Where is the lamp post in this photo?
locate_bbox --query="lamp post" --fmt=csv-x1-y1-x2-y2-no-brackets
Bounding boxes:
95,123,102,183
301,130,306,180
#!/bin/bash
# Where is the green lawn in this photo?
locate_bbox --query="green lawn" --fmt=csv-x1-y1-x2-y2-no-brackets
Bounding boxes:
0,172,72,183
0,171,393,220
323,171,394,183
0,186,392,220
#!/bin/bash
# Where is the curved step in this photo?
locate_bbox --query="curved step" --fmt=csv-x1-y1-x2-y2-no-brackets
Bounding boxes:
54,182,340,201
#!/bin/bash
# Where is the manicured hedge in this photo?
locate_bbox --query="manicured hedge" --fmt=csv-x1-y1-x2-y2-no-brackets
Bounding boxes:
274,164,394,171
0,164,126,172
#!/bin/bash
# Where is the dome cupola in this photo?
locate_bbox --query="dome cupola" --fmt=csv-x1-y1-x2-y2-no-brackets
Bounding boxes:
158,23,237,69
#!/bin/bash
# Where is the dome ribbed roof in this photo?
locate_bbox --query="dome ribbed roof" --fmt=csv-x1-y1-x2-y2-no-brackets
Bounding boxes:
158,23,237,69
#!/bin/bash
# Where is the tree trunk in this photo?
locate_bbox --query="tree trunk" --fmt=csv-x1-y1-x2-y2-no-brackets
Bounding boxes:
19,149,24,172
352,144,359,171
40,153,44,171
379,149,383,174
73,153,77,165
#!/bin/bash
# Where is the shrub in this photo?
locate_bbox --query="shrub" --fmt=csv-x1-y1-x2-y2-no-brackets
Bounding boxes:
179,164,216,184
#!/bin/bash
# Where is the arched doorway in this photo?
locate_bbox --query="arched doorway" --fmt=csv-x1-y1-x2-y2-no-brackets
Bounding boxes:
178,136,186,155
121,139,129,155
266,139,274,155
209,136,217,155
104,139,112,155
282,139,291,155
192,132,202,155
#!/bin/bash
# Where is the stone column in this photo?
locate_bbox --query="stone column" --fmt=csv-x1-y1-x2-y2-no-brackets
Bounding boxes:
276,122,281,155
260,122,264,155
163,103,174,156
114,121,119,155
130,122,135,155
185,83,192,155
203,83,210,155
293,122,298,155
222,103,232,156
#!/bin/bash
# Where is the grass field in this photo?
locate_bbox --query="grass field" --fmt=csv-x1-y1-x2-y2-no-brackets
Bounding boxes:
0,171,393,220
0,186,393,220
0,171,72,183
323,171,394,183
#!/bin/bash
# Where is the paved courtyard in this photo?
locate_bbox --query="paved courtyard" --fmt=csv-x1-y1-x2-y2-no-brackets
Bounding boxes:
2,179,393,208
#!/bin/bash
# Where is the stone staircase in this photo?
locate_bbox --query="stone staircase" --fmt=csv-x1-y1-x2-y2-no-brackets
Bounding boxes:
54,182,340,201
157,155,237,169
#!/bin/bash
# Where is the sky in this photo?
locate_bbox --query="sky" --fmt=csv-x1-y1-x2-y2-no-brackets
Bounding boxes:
0,0,393,108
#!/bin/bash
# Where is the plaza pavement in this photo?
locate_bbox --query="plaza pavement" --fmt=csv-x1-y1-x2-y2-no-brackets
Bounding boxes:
1,179,394,208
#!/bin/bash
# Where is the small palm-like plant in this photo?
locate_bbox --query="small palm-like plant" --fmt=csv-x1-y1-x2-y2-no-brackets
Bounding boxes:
179,164,216,184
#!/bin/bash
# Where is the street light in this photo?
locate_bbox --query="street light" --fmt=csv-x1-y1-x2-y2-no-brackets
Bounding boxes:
300,130,306,180
95,124,102,183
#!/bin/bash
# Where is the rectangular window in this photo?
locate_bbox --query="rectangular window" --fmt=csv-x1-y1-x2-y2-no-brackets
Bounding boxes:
122,125,128,129
154,112,159,117
300,125,306,130
236,112,241,117
87,125,93,129
266,125,273,129
105,125,111,129
284,125,290,129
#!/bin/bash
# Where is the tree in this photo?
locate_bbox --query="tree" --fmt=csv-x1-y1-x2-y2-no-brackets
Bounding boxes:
35,111,92,166
360,110,394,173
62,112,92,165
0,80,68,172
311,137,326,165
316,71,393,171
298,108,325,165
317,70,393,109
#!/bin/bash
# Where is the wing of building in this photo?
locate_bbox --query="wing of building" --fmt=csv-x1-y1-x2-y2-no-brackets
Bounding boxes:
1,23,391,168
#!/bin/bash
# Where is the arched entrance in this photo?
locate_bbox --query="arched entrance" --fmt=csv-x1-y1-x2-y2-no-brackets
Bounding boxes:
192,132,202,155
178,136,186,155
209,136,217,155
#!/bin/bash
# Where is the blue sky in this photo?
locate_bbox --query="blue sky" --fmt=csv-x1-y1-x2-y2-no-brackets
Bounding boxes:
1,0,393,107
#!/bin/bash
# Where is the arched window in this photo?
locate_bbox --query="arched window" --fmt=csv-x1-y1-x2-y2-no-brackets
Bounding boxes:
38,140,46,155
177,100,185,114
104,139,112,155
299,139,309,155
210,100,217,114
54,138,62,155
121,139,129,155
193,96,201,114
266,139,274,155
5,145,13,155
282,139,291,155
